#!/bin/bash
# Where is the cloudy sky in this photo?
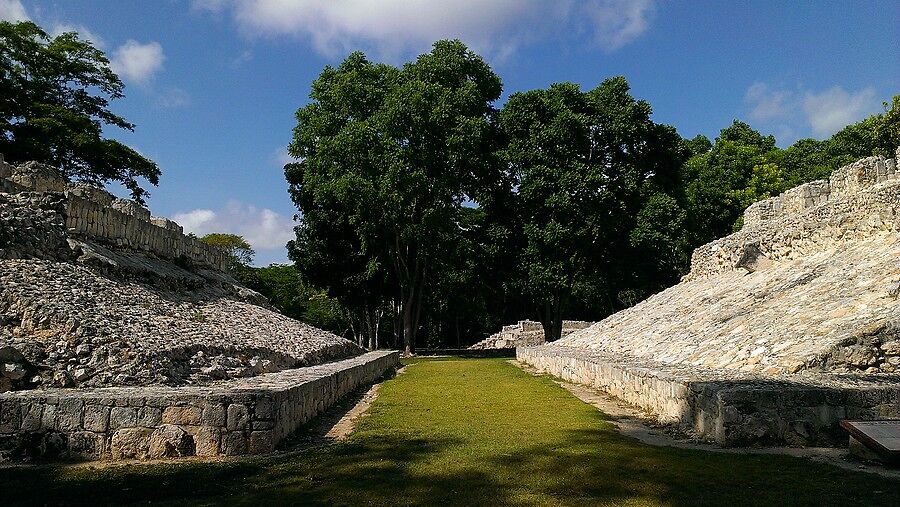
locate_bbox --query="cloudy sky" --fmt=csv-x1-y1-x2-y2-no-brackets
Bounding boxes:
2,0,897,264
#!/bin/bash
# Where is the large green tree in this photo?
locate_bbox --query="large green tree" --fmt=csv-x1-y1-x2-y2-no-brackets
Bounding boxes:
500,78,688,341
287,40,502,353
0,21,158,202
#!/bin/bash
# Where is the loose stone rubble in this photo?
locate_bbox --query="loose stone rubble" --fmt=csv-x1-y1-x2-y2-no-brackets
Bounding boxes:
519,149,900,446
0,156,364,391
0,155,400,461
468,320,592,350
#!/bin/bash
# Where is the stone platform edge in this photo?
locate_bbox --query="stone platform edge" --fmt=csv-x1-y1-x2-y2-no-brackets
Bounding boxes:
516,346,900,447
0,350,399,461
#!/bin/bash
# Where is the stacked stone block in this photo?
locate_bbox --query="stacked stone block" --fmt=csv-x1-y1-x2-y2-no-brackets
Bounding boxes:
692,151,899,280
518,346,900,446
742,150,899,229
469,320,593,349
518,150,900,447
0,351,398,461
0,156,229,271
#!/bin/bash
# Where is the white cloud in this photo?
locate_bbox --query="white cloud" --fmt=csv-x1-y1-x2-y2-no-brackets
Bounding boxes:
0,0,29,22
274,147,300,167
582,0,654,51
194,0,654,58
231,49,254,68
803,86,879,137
50,23,106,48
744,82,792,122
110,40,165,85
744,82,882,142
173,200,296,252
155,87,190,108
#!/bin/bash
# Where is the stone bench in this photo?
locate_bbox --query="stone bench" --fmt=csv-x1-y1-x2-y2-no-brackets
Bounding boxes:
0,350,398,461
841,420,900,464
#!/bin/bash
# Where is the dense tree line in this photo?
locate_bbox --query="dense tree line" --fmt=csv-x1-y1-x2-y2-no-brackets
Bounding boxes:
284,40,897,351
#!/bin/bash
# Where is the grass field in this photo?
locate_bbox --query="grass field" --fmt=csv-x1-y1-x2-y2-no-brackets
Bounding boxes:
3,357,898,506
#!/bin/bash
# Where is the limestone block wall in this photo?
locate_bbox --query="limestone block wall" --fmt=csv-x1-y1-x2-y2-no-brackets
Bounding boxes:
518,346,900,446
689,149,900,280
0,156,229,271
0,350,398,461
743,151,898,228
469,320,593,349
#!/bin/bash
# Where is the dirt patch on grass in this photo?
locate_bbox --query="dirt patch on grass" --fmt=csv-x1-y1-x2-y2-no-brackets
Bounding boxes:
513,360,900,479
280,367,405,450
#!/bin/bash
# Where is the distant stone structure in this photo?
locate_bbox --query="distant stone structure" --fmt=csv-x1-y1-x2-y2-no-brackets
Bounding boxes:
0,156,229,270
518,150,900,447
469,320,592,350
0,156,399,461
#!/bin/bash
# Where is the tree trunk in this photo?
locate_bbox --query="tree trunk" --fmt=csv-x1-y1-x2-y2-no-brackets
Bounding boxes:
402,297,415,354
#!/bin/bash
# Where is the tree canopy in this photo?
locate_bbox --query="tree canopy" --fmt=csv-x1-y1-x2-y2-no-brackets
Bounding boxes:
287,40,502,353
199,233,255,268
285,39,898,350
0,21,158,202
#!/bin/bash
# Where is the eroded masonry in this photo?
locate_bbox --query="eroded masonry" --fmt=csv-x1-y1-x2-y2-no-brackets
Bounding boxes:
0,156,398,461
518,150,900,447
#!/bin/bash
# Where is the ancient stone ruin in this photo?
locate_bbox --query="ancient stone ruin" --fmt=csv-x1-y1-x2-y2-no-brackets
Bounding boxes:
0,156,398,461
518,150,900,447
469,320,592,350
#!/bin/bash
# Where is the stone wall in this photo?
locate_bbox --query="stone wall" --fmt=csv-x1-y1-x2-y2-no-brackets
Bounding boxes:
0,155,229,271
0,350,398,461
518,346,900,446
691,150,899,280
469,320,593,350
517,150,900,446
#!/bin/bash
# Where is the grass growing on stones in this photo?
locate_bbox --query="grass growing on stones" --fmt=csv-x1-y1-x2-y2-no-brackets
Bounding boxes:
2,357,898,506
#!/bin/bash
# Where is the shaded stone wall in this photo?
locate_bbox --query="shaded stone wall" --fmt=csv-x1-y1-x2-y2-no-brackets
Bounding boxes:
0,350,398,461
0,155,229,271
518,346,900,446
469,320,593,349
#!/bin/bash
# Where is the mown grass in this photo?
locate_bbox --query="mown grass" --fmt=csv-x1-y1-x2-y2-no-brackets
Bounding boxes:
2,357,898,506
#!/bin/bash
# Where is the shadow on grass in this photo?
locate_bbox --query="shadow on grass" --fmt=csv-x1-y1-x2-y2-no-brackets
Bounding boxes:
3,358,899,506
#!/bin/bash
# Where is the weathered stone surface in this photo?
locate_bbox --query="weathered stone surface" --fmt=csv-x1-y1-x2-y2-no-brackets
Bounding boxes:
222,431,247,456
201,403,226,426
148,424,194,458
68,431,104,459
469,320,592,350
0,350,399,461
83,405,110,432
110,427,152,459
1,158,364,391
194,426,221,456
226,404,249,431
109,407,137,429
248,430,274,454
162,406,201,426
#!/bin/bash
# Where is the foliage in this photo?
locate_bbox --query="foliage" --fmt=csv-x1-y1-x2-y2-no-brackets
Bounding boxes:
499,78,688,339
285,40,897,348
199,233,255,267
287,40,502,352
0,21,159,203
237,264,347,335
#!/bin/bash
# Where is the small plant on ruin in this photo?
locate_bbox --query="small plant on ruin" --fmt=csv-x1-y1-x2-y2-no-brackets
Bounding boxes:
190,310,207,322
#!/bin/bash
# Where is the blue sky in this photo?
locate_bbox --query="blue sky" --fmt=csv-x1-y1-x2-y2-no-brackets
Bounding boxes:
2,0,898,265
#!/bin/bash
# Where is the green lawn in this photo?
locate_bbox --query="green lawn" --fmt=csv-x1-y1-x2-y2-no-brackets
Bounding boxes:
3,358,898,506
